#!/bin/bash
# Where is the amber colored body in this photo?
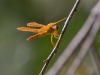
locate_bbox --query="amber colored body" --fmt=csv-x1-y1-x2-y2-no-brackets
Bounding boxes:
17,18,66,45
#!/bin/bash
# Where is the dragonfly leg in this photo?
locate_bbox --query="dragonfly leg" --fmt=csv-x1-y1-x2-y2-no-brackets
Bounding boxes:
51,34,55,46
53,31,59,39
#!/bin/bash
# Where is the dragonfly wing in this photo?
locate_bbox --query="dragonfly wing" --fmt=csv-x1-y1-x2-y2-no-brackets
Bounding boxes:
27,22,45,27
17,27,38,33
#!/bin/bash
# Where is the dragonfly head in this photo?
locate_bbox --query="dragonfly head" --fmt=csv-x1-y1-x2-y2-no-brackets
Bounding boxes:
52,25,58,30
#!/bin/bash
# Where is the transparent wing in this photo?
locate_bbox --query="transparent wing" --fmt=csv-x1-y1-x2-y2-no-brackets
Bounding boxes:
27,22,45,27
17,27,38,33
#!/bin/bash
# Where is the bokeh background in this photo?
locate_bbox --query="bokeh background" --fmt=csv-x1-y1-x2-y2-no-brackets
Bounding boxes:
0,0,99,75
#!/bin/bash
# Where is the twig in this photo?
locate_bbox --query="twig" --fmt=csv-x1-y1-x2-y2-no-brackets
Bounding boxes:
66,14,100,75
46,1,100,75
66,3,100,75
90,45,100,75
39,0,81,75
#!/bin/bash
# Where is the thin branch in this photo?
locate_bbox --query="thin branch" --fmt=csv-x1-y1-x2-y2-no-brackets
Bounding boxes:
90,45,100,75
39,0,81,75
66,14,100,75
46,1,100,75
66,4,100,75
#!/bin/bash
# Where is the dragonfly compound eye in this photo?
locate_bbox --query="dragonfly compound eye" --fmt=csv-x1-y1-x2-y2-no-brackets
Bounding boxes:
52,25,58,30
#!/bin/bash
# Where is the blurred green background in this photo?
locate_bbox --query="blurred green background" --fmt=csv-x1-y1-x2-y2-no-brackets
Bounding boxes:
0,0,99,75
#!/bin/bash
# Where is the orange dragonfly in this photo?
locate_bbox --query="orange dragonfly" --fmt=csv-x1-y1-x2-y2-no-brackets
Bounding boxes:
17,18,66,46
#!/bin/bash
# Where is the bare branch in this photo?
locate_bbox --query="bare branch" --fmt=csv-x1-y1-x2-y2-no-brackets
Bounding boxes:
46,1,100,75
66,2,100,75
90,45,100,75
39,0,81,75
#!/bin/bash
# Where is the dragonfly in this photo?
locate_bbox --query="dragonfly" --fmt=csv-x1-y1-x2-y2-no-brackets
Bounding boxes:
17,18,66,46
